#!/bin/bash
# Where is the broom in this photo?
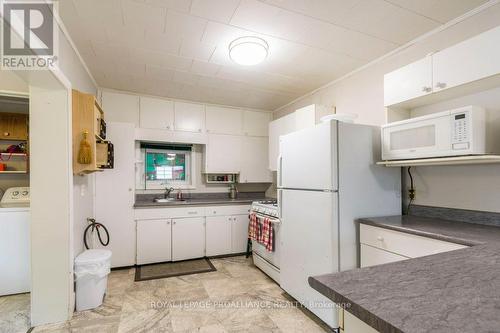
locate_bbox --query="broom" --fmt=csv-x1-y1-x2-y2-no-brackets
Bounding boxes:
77,130,92,164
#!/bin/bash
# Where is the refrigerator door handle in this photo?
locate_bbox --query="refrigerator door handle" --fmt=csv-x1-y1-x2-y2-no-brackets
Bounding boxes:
277,154,283,188
277,189,282,218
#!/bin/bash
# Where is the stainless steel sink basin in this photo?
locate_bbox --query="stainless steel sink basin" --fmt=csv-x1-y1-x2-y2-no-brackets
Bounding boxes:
154,198,186,203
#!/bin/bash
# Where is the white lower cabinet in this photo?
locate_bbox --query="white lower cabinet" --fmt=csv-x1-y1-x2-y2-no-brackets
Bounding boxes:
172,217,206,261
231,215,249,253
136,219,172,265
360,244,408,268
341,310,379,333
206,216,232,256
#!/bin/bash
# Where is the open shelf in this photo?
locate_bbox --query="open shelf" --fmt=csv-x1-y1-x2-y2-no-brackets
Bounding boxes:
377,155,500,167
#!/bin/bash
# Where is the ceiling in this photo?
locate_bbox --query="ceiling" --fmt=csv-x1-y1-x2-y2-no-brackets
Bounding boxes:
60,0,488,110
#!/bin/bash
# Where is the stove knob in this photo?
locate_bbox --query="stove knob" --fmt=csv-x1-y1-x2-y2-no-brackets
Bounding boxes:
22,191,29,196
13,191,19,196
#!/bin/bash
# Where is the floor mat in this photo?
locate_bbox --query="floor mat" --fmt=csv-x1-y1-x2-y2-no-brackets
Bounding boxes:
135,258,216,281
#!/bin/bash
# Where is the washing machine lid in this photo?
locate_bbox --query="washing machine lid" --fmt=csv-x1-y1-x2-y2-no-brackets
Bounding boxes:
75,249,112,265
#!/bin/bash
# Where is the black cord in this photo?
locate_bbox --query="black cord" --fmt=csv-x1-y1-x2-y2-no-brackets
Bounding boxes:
407,167,415,215
84,218,110,250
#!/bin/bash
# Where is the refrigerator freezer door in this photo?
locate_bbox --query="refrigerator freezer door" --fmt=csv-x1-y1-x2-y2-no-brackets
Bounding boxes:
280,189,339,328
279,121,337,191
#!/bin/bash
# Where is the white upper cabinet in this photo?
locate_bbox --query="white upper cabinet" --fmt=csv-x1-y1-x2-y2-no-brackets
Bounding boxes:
384,56,432,107
174,102,205,133
269,113,296,171
206,106,243,135
101,91,140,126
205,134,242,173
240,136,272,183
384,26,500,107
243,110,271,136
433,26,500,93
140,97,174,130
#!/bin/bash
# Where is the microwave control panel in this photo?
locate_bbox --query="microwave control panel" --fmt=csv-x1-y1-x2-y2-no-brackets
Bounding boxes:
451,112,470,150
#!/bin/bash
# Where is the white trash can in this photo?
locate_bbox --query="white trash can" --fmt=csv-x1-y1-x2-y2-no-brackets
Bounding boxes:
74,249,112,311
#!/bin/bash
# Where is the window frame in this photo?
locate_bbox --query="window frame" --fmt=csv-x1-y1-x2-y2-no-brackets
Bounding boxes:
144,148,196,190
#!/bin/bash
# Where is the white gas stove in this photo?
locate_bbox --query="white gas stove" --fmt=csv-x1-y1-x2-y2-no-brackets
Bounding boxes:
250,199,278,218
250,199,280,283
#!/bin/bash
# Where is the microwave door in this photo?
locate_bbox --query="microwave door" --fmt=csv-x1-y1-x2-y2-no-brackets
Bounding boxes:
383,114,451,160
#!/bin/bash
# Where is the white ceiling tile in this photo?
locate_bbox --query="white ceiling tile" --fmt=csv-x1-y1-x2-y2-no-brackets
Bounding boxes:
143,0,192,12
165,10,208,40
172,70,201,86
115,60,147,77
92,41,131,59
132,51,193,71
106,25,145,45
337,0,439,44
122,0,167,32
145,64,175,81
179,40,216,61
190,0,241,23
385,0,488,23
72,0,124,27
141,30,182,54
190,60,221,77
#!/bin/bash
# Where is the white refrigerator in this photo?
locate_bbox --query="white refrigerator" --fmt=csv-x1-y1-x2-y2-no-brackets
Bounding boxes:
277,120,401,329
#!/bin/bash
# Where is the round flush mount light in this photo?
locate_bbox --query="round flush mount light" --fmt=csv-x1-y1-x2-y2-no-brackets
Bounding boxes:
229,36,269,66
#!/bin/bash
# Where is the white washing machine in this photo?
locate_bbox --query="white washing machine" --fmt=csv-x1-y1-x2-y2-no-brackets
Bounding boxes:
0,187,30,296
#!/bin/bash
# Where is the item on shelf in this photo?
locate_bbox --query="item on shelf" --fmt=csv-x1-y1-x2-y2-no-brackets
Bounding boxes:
99,118,106,139
77,130,92,165
5,143,26,153
0,163,5,171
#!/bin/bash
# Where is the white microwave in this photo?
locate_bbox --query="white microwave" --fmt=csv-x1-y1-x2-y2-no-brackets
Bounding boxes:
381,106,497,160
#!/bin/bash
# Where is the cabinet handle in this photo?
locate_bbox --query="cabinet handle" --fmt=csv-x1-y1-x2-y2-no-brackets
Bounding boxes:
167,221,170,225
3,132,10,136
421,86,431,93
435,82,446,89
198,129,202,132
377,236,384,241
173,221,176,225
166,125,171,129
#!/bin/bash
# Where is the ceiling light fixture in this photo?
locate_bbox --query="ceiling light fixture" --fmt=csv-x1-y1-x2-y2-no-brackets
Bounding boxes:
229,36,269,66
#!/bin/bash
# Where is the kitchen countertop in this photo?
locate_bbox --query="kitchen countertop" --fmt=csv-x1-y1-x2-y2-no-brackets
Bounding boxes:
309,215,500,333
134,197,262,208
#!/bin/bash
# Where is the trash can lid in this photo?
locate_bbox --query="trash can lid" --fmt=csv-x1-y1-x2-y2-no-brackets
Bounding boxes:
75,249,112,265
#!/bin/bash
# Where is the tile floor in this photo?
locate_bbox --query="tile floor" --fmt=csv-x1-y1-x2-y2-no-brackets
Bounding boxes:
0,293,30,333
31,256,331,333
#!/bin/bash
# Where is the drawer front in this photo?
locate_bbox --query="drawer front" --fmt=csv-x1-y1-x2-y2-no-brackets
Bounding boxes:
360,244,408,268
135,207,205,220
205,205,251,217
360,224,467,258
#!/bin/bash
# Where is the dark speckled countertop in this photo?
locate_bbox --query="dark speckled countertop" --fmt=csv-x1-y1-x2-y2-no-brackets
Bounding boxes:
309,215,500,333
134,192,270,208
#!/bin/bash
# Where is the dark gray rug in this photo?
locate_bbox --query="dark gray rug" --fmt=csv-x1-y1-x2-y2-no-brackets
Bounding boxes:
135,258,216,281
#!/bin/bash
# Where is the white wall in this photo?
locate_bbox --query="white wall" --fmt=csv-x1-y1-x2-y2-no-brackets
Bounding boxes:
102,89,272,195
273,4,500,213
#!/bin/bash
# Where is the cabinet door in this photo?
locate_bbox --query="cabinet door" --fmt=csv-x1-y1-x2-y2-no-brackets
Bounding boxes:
343,310,379,333
95,122,136,267
136,219,172,265
0,113,28,140
172,217,206,261
231,215,249,254
206,106,243,135
268,113,296,171
240,136,272,183
174,102,205,133
243,110,271,136
360,244,408,268
206,216,231,256
384,56,432,106
433,26,500,93
205,134,241,173
140,97,174,130
101,91,140,126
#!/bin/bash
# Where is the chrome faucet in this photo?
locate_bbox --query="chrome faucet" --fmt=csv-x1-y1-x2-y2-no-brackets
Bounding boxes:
164,187,174,199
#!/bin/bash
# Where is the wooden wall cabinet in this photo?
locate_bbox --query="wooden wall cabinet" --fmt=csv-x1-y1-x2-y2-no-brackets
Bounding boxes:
0,113,28,141
72,89,107,175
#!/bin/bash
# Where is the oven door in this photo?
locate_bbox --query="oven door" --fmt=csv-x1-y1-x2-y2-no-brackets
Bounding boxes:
382,113,452,160
251,215,280,269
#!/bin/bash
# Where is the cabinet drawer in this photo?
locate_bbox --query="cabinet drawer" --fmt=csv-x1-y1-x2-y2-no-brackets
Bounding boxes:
135,207,205,220
205,205,251,216
360,224,467,259
360,244,408,268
